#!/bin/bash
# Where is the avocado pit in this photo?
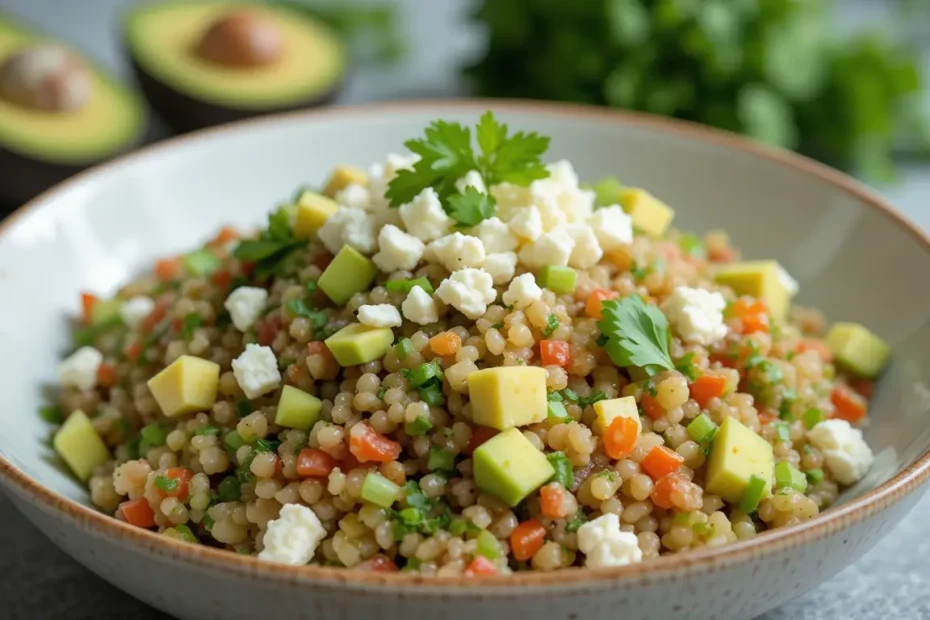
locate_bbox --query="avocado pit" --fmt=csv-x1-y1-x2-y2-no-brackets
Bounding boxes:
0,43,91,112
195,11,282,68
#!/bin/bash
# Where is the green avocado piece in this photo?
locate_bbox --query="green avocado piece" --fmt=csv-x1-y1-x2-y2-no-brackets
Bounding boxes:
714,260,793,321
0,12,146,202
705,416,774,504
324,323,394,367
825,322,890,379
275,385,322,431
318,245,377,305
473,428,555,507
53,410,111,481
91,299,123,327
124,1,346,133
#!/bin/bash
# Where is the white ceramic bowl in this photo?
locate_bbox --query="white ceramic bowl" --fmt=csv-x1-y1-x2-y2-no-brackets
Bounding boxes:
1,101,929,620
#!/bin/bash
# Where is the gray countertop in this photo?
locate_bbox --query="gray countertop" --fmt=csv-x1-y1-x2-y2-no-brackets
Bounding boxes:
2,1,929,618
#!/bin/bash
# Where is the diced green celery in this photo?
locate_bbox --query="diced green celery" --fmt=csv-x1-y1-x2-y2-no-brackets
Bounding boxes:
361,472,400,508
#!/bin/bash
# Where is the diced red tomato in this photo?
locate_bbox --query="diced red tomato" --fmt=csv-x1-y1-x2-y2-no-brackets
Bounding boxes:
795,339,832,362
708,246,738,263
539,340,571,367
81,292,98,324
119,498,156,528
211,268,232,288
155,257,181,281
831,384,867,423
296,448,337,478
312,251,333,270
465,426,498,455
256,315,282,347
124,342,143,362
210,226,240,247
463,556,498,576
141,299,170,333
358,555,398,572
349,423,402,463
97,363,117,388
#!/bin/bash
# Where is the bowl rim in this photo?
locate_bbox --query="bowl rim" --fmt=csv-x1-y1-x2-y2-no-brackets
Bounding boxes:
1,98,929,593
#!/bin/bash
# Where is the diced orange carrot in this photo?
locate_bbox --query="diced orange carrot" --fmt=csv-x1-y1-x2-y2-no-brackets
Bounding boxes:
464,426,498,455
539,340,571,367
641,394,665,420
119,498,156,528
211,226,240,247
97,363,117,388
358,555,398,572
708,246,738,263
650,473,686,509
141,299,170,333
539,483,569,519
689,374,728,408
603,416,639,460
349,423,402,463
510,519,546,561
156,467,193,501
296,448,337,478
732,298,769,334
758,410,778,425
124,342,143,362
81,292,98,324
429,331,461,357
155,257,181,281
463,555,498,576
831,384,867,423
585,288,619,319
640,445,684,481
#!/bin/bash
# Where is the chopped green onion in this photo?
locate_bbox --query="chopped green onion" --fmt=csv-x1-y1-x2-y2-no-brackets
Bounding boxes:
183,249,221,276
140,423,167,447
803,408,824,429
678,233,706,258
155,475,179,493
404,416,433,436
194,425,220,437
409,361,442,387
39,405,64,424
565,510,588,532
202,513,215,530
547,451,573,488
396,337,414,359
427,447,455,472
174,524,198,543
418,382,445,407
687,413,718,443
449,518,467,536
476,529,501,559
542,313,561,337
181,313,203,340
774,461,808,493
224,430,246,451
773,421,791,443
361,472,400,508
538,265,577,294
376,386,387,399
547,400,569,421
402,558,422,572
304,280,318,295
692,521,711,535
235,400,252,419
806,468,824,485
385,277,434,295
739,474,767,514
254,438,279,454
217,476,241,502
591,176,623,207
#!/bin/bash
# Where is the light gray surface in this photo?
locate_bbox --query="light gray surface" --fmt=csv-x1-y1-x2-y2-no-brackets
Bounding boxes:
1,1,928,618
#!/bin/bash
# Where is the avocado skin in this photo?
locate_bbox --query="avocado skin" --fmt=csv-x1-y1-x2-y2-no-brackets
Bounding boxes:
128,55,344,134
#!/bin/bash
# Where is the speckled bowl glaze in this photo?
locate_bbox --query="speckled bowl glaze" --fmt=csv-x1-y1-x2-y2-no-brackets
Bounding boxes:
1,101,929,620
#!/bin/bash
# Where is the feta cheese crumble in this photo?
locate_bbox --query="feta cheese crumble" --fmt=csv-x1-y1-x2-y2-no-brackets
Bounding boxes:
58,346,103,391
427,232,486,272
577,513,643,569
507,205,544,241
473,217,519,253
660,286,728,346
119,296,155,329
258,504,326,566
401,285,439,325
231,344,281,399
564,223,604,269
518,228,576,269
483,252,518,285
399,187,454,242
317,206,376,255
588,205,634,251
334,182,371,211
372,224,425,273
436,268,496,320
224,286,268,332
502,273,542,309
807,419,874,485
358,304,402,328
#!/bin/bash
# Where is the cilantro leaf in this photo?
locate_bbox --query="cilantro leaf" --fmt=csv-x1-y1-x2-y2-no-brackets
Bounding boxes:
447,186,496,227
286,299,328,330
675,352,700,381
475,110,507,164
387,120,477,206
597,294,674,376
487,129,550,185
181,313,203,341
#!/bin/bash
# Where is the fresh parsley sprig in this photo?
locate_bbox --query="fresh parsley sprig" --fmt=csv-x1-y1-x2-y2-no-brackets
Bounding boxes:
232,204,302,278
386,111,551,226
596,294,675,377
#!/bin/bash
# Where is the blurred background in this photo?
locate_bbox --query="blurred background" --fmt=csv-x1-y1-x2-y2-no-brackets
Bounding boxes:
0,1,929,618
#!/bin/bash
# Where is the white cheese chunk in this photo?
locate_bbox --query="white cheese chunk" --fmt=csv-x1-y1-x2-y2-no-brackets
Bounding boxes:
231,344,281,399
660,286,728,346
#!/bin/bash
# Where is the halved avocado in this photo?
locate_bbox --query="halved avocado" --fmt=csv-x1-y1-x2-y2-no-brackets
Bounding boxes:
0,12,147,205
125,1,347,133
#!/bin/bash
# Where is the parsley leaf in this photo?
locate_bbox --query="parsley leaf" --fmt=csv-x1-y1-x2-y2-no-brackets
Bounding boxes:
232,206,301,278
386,120,477,206
286,299,328,330
675,352,700,381
447,186,497,227
542,313,561,337
181,313,203,341
597,294,674,377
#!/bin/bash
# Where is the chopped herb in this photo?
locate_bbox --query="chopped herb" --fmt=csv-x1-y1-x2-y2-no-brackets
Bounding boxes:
181,313,203,340
542,313,561,337
427,447,456,472
402,481,431,510
547,451,573,488
806,468,825,485
183,249,221,276
595,333,609,347
675,352,700,381
490,322,504,330
773,422,791,443
385,277,434,295
409,361,443,387
236,451,256,483
194,426,220,437
72,315,123,349
578,391,608,409
377,386,387,399
232,207,302,279
254,438,280,454
739,474,767,514
396,337,414,359
404,416,433,436
235,400,252,419
597,294,675,377
678,233,706,258
304,280,318,295
38,405,63,425
155,475,179,493
447,186,497,227
803,408,824,429
202,513,215,530
173,524,198,544
217,476,242,502
140,423,167,455
547,400,569,421
778,389,797,420
286,299,328,330
565,510,588,533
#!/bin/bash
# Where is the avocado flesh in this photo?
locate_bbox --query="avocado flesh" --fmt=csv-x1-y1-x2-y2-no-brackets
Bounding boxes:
125,1,346,132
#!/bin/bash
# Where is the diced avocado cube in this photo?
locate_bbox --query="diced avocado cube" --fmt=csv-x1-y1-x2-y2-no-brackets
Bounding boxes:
592,176,624,207
705,416,774,503
294,190,339,239
473,428,555,507
324,323,394,366
538,265,577,294
275,385,322,431
825,322,890,379
318,246,377,305
593,396,641,435
90,299,122,326
183,249,221,276
774,461,808,493
714,260,794,320
322,165,368,198
467,367,547,430
619,188,675,238
53,410,110,481
146,355,220,418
